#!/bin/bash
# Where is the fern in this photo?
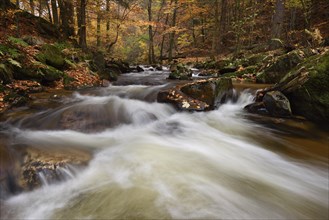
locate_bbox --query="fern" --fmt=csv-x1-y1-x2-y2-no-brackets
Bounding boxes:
8,36,29,47
7,58,22,68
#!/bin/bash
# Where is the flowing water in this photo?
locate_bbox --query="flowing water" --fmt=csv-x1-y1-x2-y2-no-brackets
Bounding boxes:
0,68,328,219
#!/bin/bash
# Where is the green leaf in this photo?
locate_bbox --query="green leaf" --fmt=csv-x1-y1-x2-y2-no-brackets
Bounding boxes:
8,58,22,68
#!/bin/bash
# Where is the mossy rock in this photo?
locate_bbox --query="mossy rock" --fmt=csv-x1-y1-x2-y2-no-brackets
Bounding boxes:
169,63,192,80
11,62,63,84
286,51,329,124
222,66,258,78
246,53,267,66
98,68,118,81
256,50,307,83
36,44,65,69
37,65,63,84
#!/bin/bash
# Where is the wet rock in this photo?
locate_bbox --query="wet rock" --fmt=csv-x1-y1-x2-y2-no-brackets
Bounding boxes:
136,65,144,72
157,87,210,111
151,64,163,71
218,66,238,75
17,147,90,191
181,78,233,109
158,78,233,111
244,102,268,115
263,91,292,117
168,62,192,80
106,59,131,74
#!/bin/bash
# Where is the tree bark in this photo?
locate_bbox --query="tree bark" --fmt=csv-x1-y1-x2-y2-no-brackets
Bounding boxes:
211,0,219,59
46,0,53,23
51,0,59,26
30,0,35,15
78,0,87,50
106,0,110,41
168,0,178,62
96,0,101,47
271,0,285,39
58,0,75,37
148,0,155,64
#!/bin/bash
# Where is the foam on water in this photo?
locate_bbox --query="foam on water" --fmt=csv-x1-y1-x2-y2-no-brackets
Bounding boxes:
1,86,328,219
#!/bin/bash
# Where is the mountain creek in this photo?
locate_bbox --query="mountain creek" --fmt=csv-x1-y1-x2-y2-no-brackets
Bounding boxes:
0,67,328,219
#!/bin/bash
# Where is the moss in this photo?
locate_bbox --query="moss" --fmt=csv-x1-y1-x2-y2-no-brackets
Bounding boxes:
36,44,65,69
37,65,63,83
223,66,258,78
257,50,306,83
287,51,329,124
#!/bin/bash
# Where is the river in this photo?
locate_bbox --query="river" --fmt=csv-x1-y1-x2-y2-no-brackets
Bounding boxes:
0,68,328,219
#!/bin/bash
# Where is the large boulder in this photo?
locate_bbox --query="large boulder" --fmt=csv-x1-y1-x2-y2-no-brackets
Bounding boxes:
157,78,233,111
181,78,233,109
263,91,292,117
256,49,314,83
286,51,329,124
36,44,65,70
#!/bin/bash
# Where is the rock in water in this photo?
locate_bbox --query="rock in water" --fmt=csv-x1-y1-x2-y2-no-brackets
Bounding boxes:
181,78,233,109
157,78,233,111
263,91,292,117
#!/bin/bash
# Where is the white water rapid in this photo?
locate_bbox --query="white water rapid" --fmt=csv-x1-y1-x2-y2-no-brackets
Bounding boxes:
1,83,328,219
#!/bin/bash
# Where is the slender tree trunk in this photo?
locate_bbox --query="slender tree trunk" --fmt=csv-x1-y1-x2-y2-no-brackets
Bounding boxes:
38,0,43,17
51,0,59,26
168,0,178,62
16,0,19,7
211,0,219,59
201,16,206,43
271,0,285,39
46,0,53,23
160,8,169,61
78,0,87,50
148,0,155,64
106,0,110,41
218,0,228,50
30,0,35,15
58,0,75,37
97,5,101,47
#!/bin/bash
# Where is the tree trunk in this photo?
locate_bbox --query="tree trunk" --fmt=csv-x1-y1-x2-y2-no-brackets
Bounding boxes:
218,0,228,50
38,0,42,17
148,0,155,64
168,0,178,62
106,0,110,41
30,0,35,15
51,0,59,26
211,0,219,59
58,0,75,37
160,7,169,62
46,0,53,23
271,0,285,39
78,0,87,50
16,0,19,7
97,1,101,47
